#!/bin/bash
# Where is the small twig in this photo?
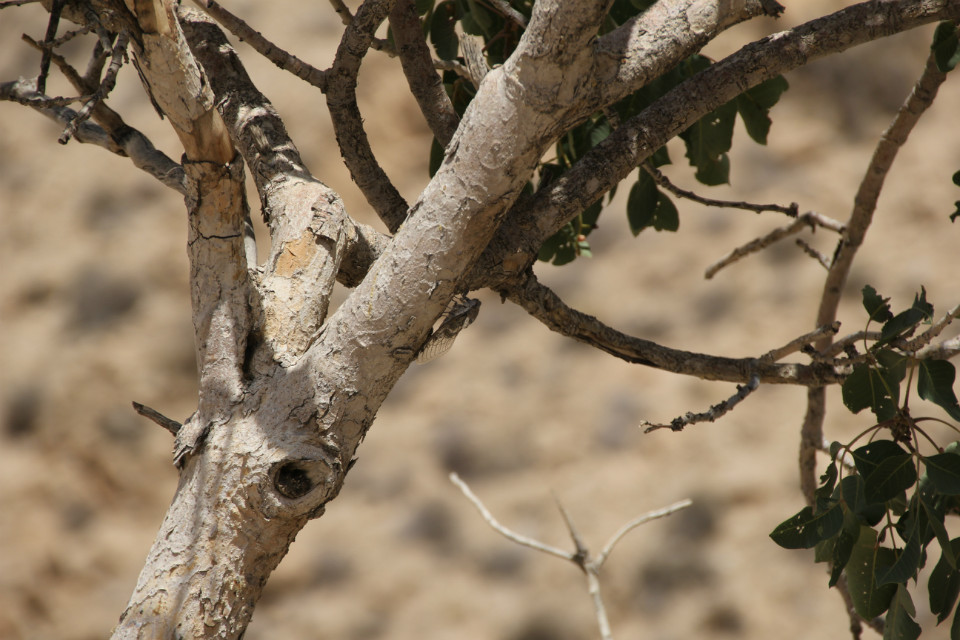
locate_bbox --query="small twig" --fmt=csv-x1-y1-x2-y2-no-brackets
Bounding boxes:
759,322,840,363
899,302,960,353
0,0,41,7
452,472,690,640
449,472,573,561
192,0,328,91
641,375,760,433
59,30,129,144
328,0,354,26
795,238,832,270
433,57,473,81
132,402,182,436
820,331,881,358
37,0,65,95
704,211,846,279
916,335,960,361
594,499,693,568
487,0,527,28
644,163,798,216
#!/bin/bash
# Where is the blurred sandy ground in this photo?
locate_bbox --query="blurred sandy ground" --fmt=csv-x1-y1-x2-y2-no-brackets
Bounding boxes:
1,2,959,639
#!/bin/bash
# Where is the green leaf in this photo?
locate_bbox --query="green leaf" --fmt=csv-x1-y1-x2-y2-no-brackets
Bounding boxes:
680,101,736,185
920,492,956,569
415,0,435,15
735,75,789,144
863,285,894,323
852,441,909,477
847,526,898,619
840,475,886,526
877,527,922,586
627,174,657,236
842,364,898,421
925,452,960,494
429,2,459,60
932,21,960,73
830,507,863,587
883,585,921,640
918,360,960,421
880,288,933,345
459,0,495,36
626,174,677,235
864,453,917,504
929,538,960,623
769,503,844,550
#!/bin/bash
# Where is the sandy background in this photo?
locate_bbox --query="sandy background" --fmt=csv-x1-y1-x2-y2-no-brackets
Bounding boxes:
2,2,960,639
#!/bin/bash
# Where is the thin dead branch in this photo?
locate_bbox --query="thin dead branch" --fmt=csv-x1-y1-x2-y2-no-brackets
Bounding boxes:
704,211,845,279
451,472,691,640
644,163,798,216
794,238,832,270
0,79,187,193
759,322,840,363
132,401,182,436
191,0,328,91
641,375,760,433
59,30,129,144
499,270,843,386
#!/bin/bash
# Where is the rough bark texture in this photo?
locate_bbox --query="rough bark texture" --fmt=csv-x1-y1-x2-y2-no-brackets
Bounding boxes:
8,0,959,638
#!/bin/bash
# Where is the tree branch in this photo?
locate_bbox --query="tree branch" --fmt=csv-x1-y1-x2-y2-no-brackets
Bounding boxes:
389,0,459,146
704,212,845,279
0,78,187,193
327,0,409,232
498,270,843,386
470,0,960,291
644,163,798,217
640,375,760,432
191,0,328,91
800,47,948,503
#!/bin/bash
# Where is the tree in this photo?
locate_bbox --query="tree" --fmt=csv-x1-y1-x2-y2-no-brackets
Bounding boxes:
2,0,960,638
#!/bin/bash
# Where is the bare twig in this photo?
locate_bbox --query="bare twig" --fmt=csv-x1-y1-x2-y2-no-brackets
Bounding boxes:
191,0,328,90
800,49,948,504
499,271,843,386
641,375,760,433
759,322,840,362
449,473,573,561
451,472,690,640
0,79,187,193
644,163,797,216
59,30,129,144
794,238,832,270
704,211,845,279
900,302,960,353
433,58,473,81
594,499,693,567
488,0,527,28
820,331,881,358
37,0,65,95
916,335,960,361
132,402,182,436
0,0,41,7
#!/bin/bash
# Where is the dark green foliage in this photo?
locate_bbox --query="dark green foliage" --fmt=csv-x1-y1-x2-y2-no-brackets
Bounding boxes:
773,286,960,636
932,21,960,73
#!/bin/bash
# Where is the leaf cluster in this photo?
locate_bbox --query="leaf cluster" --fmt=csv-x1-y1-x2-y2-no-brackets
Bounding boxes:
772,287,960,639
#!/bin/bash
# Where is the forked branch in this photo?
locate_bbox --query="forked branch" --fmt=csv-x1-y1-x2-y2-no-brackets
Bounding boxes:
451,472,691,640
